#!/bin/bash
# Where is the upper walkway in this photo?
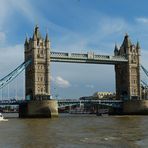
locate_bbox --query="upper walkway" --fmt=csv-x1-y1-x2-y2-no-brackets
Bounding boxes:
50,51,128,65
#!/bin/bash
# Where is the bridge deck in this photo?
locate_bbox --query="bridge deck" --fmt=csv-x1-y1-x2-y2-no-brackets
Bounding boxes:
50,52,128,64
58,99,123,103
0,99,123,105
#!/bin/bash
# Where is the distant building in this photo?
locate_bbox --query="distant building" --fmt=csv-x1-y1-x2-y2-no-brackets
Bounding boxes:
79,91,116,100
93,92,115,99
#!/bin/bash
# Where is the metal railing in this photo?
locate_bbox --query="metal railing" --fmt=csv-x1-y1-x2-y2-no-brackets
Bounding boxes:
50,51,128,64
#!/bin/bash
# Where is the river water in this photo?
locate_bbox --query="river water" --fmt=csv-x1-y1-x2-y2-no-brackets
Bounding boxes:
0,113,148,148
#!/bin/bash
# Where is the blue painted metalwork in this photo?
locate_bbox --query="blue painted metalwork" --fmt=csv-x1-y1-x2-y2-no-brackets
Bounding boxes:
58,99,123,108
141,65,148,77
141,80,148,88
0,60,31,89
50,51,128,65
141,65,148,87
0,99,123,108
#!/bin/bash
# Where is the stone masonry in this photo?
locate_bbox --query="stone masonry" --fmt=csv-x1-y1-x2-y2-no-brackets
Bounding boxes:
114,34,141,100
24,25,50,100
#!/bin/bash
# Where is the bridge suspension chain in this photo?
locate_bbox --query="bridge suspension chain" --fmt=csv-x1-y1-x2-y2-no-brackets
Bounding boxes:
0,60,31,89
141,65,148,87
141,80,148,88
141,65,148,77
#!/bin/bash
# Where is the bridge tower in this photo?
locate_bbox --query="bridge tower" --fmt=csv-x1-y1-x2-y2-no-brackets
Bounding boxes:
19,25,58,118
115,34,141,100
24,25,50,100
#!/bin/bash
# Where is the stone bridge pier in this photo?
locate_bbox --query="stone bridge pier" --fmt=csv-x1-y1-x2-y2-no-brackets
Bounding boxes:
19,25,146,117
19,25,58,118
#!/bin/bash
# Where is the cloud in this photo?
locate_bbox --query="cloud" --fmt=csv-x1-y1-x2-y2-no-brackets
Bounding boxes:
0,1,129,54
85,84,94,89
98,17,128,36
9,0,38,24
141,49,148,67
135,17,148,24
0,43,24,98
50,16,131,54
0,44,24,77
0,32,6,43
51,76,70,88
0,1,10,27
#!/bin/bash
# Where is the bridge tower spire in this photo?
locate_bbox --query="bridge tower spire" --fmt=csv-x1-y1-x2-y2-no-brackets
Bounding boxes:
114,43,119,56
115,34,141,100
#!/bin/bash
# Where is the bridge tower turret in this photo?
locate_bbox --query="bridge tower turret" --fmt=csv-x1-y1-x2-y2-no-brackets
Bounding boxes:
115,34,141,100
114,44,119,56
24,25,51,100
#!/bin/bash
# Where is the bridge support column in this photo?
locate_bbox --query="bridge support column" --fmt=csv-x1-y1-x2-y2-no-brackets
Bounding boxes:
23,26,59,118
19,100,58,118
123,100,148,115
114,34,141,100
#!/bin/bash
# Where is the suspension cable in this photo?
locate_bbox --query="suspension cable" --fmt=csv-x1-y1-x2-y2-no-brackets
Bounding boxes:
0,60,31,89
15,78,18,101
7,84,9,100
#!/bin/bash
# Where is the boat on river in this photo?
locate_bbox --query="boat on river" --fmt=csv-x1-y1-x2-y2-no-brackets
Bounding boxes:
96,109,109,116
0,113,8,121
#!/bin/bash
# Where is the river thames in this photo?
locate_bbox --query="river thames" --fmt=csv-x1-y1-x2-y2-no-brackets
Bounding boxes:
0,114,148,148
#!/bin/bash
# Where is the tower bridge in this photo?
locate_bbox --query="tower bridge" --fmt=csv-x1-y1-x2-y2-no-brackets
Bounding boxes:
21,25,141,117
0,25,148,117
25,25,139,102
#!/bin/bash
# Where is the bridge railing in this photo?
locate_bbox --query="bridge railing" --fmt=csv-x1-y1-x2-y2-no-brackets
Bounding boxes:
50,51,128,63
57,99,123,103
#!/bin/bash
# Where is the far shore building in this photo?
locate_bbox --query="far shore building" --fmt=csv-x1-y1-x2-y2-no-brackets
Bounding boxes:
93,92,116,99
79,91,116,100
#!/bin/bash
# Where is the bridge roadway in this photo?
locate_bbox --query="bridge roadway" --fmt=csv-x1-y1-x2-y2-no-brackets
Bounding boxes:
58,99,123,108
0,99,123,108
50,51,128,64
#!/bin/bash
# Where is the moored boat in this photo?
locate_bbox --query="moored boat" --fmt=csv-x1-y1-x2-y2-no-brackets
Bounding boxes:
0,113,8,121
97,109,109,116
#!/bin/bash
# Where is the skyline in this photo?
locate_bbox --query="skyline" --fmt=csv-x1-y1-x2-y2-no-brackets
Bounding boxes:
0,0,148,98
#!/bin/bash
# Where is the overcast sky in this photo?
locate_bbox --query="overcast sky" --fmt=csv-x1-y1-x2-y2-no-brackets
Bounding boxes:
1,0,148,99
